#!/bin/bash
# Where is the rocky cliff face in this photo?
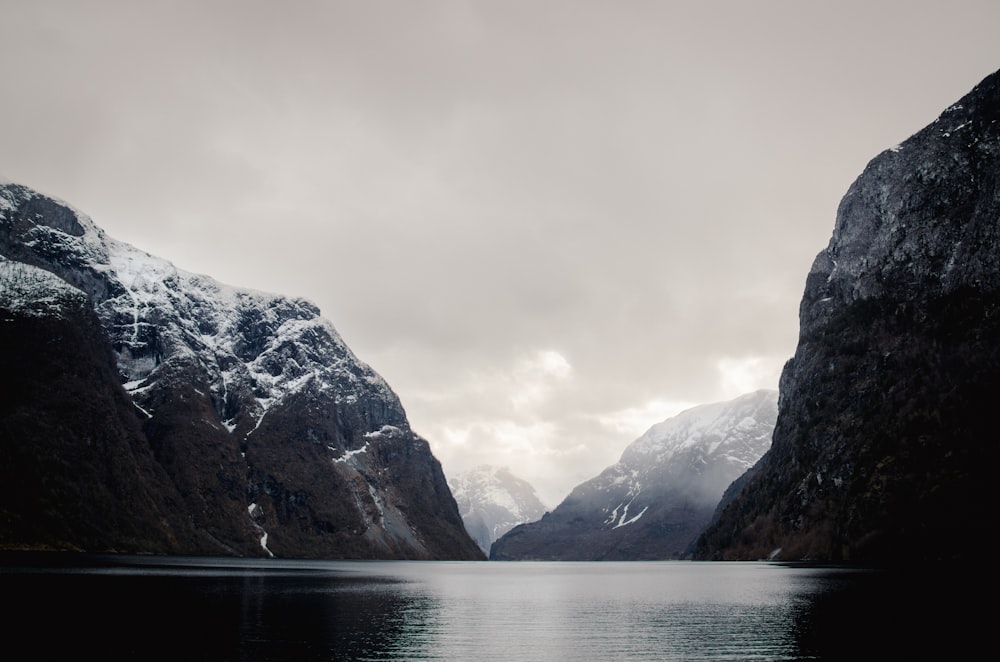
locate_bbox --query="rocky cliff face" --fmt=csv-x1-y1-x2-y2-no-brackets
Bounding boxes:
693,69,1000,562
0,183,483,559
449,465,548,555
0,259,197,552
491,390,777,560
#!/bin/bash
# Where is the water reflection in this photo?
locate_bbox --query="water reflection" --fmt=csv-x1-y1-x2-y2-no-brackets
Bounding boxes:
790,565,990,660
230,574,433,660
1,554,987,660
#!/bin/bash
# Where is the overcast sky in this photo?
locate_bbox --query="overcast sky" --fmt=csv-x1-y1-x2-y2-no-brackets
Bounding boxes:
2,1,999,506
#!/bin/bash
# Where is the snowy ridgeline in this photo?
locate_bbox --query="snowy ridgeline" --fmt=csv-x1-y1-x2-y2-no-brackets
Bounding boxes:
589,389,778,531
0,258,86,316
0,182,396,434
102,235,392,431
623,391,778,468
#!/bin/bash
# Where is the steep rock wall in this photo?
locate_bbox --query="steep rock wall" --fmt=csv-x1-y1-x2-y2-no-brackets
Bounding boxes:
693,69,1000,561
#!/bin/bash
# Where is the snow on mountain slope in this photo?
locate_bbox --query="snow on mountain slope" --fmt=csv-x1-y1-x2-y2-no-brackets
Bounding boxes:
449,465,547,554
578,390,778,530
0,257,87,317
1,182,394,436
616,390,778,499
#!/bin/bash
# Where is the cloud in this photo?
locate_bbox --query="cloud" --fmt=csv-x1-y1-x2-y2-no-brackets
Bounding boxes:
3,0,1000,505
716,356,784,399
595,399,700,440
509,350,573,410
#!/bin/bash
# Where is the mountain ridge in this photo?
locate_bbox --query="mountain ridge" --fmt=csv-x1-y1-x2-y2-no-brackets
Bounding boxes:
0,182,483,559
491,390,777,560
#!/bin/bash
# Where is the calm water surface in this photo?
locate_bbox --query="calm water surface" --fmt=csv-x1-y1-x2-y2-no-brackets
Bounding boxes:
1,554,988,660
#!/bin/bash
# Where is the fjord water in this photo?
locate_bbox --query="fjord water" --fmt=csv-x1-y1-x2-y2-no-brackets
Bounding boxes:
2,555,985,660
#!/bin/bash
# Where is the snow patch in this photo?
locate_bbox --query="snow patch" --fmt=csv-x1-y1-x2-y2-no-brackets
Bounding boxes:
0,260,86,317
334,442,370,464
365,425,402,440
368,484,385,521
613,505,649,529
259,532,274,557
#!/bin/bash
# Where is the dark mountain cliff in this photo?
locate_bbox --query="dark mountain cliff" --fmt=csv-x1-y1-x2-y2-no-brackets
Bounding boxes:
693,69,1000,561
0,183,483,559
0,261,196,552
491,390,776,560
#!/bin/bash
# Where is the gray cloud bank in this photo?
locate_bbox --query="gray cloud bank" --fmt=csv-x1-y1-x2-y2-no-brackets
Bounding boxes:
3,1,999,505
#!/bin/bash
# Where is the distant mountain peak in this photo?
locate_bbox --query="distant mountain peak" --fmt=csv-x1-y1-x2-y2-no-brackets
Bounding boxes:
449,464,547,555
491,390,777,560
624,389,777,467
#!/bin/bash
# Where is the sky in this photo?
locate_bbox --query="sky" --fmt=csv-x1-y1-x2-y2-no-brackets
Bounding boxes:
2,1,999,506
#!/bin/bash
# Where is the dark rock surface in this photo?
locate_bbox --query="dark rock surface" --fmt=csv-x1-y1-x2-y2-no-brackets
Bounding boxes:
693,69,1000,562
0,263,202,552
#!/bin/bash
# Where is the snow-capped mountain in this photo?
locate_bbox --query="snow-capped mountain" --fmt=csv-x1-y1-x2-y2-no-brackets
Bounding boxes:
449,465,548,554
491,390,777,560
0,182,482,559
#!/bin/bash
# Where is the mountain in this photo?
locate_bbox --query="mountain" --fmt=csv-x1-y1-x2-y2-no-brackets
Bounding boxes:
0,182,483,560
693,69,1000,562
490,390,777,560
448,465,548,554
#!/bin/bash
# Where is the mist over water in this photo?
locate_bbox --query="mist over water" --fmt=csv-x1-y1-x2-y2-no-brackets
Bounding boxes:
2,554,987,660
